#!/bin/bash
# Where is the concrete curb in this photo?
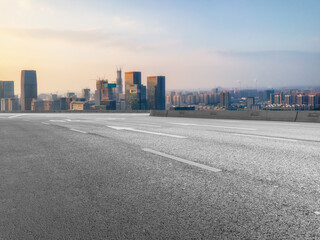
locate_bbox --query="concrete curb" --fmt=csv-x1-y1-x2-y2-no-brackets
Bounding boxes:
150,110,320,123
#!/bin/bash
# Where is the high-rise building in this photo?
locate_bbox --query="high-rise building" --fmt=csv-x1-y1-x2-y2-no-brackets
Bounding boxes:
95,80,116,109
284,95,292,105
125,72,141,110
21,70,37,111
1,98,19,111
141,84,147,110
116,68,123,101
83,88,90,101
247,97,255,109
219,91,230,108
147,76,165,110
296,94,304,105
265,89,274,101
308,95,316,109
0,81,14,99
270,93,282,104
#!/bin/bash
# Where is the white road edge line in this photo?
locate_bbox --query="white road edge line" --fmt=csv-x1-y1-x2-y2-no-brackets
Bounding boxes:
70,128,87,134
107,126,187,139
143,148,222,173
232,133,298,142
171,123,256,131
41,122,50,125
8,114,26,118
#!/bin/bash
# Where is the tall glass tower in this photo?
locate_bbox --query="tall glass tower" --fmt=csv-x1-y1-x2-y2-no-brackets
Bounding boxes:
147,76,165,110
125,72,141,110
21,70,37,111
116,68,123,101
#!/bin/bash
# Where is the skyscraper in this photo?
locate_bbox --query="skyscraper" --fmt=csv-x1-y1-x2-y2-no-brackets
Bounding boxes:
95,79,116,109
247,97,255,109
147,76,166,110
125,72,141,110
219,91,230,108
116,68,123,101
21,70,37,111
83,88,90,101
141,84,147,110
0,81,14,99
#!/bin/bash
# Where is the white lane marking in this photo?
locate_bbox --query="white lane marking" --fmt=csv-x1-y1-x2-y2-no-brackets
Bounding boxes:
50,120,66,122
232,133,298,142
107,126,187,139
64,119,81,122
95,118,126,120
135,123,161,127
70,128,87,134
143,148,222,173
8,114,26,118
41,122,50,125
252,122,302,126
171,123,256,131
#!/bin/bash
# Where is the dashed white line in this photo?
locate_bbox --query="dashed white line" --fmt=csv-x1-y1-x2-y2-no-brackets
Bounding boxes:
50,120,66,122
142,148,222,173
41,122,50,125
232,133,298,142
135,123,161,127
8,114,26,118
107,126,187,139
70,128,87,134
171,123,256,131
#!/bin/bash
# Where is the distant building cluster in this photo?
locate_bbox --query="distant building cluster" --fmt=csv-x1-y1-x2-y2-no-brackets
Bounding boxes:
0,69,166,112
1,69,320,112
166,88,320,111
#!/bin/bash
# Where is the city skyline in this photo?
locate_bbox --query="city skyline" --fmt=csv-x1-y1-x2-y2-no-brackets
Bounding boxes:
0,0,320,94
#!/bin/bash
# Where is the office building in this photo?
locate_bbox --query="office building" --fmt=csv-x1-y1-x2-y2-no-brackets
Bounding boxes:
1,98,19,111
247,97,255,109
21,70,37,111
70,101,91,111
83,89,90,101
220,91,230,108
125,72,141,110
265,89,274,101
0,81,14,99
147,76,166,110
116,68,123,101
141,84,147,110
95,79,116,109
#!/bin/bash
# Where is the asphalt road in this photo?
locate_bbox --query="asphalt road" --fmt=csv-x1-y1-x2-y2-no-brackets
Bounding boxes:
1,113,320,239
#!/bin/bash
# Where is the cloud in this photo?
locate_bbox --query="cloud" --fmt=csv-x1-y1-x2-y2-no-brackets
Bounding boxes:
113,16,138,29
0,27,181,53
0,27,137,49
16,0,32,9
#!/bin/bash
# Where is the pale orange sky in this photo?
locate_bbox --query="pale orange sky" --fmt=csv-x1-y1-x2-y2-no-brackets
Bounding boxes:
1,0,319,95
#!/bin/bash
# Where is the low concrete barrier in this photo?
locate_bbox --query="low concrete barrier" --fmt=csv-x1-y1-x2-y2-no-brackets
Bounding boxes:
265,111,297,122
296,111,320,123
1,110,150,114
150,110,320,123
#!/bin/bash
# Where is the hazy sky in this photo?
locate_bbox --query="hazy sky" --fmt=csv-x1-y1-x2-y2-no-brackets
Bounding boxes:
0,0,320,94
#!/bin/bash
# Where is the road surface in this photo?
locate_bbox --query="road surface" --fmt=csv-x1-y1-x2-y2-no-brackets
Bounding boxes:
1,113,320,239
